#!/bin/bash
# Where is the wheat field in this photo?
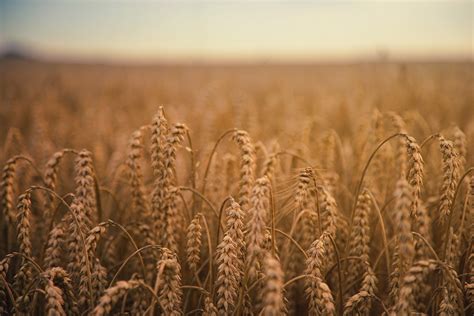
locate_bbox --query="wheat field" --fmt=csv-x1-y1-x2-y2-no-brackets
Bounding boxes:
0,60,473,315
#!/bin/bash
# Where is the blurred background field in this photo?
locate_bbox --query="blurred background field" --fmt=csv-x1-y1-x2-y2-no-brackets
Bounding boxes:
1,59,472,169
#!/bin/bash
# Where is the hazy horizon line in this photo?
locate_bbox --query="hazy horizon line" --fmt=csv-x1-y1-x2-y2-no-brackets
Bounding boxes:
1,41,472,66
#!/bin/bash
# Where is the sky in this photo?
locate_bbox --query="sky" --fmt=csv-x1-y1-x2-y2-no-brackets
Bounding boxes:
0,0,472,62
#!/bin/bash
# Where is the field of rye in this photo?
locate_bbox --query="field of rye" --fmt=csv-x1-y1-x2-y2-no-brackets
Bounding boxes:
0,60,473,315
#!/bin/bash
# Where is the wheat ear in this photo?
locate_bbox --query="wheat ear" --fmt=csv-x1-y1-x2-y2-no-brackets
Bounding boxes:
13,191,33,294
305,232,336,316
438,136,461,222
261,253,287,315
157,248,183,316
343,265,377,316
345,189,371,294
186,213,202,272
247,176,271,279
91,280,140,316
74,149,97,229
232,129,256,211
389,178,415,304
1,156,18,225
126,127,149,218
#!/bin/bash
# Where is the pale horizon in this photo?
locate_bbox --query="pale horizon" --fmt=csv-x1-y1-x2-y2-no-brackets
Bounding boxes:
1,0,472,63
